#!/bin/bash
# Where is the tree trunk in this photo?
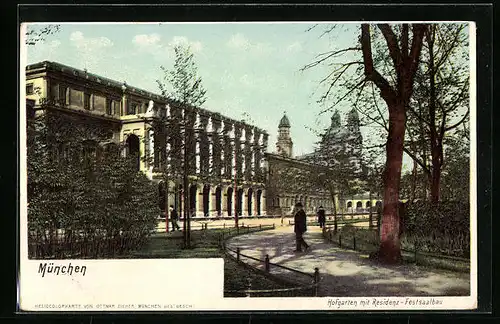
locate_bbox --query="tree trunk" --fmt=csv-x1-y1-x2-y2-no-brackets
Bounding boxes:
378,105,405,264
427,25,441,204
410,159,417,202
329,188,338,232
430,158,441,203
368,190,373,229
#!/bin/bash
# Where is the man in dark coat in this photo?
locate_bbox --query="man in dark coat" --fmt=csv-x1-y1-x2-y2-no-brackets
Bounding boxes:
317,206,326,228
169,205,181,231
294,202,310,252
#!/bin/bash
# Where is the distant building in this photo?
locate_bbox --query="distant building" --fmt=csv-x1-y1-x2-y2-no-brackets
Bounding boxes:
265,113,335,216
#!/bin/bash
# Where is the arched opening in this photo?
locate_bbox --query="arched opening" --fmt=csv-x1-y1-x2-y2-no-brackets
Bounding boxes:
237,188,243,216
256,190,262,215
227,188,233,216
347,201,352,208
247,188,253,216
203,185,210,217
215,187,222,216
189,185,197,216
356,201,363,210
366,201,372,208
126,134,140,171
158,181,166,212
376,201,382,210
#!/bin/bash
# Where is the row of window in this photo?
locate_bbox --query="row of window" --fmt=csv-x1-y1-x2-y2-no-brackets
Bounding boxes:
27,82,149,117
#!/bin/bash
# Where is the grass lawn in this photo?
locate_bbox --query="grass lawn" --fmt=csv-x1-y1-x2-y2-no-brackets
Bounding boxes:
122,227,305,296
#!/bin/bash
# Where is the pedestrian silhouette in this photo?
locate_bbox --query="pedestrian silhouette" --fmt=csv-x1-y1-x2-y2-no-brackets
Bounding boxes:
294,202,310,252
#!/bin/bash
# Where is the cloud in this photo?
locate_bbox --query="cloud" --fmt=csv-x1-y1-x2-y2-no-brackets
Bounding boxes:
133,33,161,47
168,36,203,53
286,41,302,52
69,31,113,50
68,31,114,70
227,33,250,50
226,33,273,55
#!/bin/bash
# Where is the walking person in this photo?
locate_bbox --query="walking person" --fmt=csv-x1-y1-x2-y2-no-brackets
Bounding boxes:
317,205,326,228
294,202,310,252
169,205,181,231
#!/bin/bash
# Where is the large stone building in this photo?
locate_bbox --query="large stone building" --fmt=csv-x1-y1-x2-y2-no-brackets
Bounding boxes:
25,61,268,219
266,111,382,217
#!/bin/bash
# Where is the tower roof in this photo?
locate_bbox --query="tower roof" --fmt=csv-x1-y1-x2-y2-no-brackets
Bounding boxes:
279,113,291,128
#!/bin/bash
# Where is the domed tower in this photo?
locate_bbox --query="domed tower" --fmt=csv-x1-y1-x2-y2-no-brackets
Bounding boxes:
276,112,293,157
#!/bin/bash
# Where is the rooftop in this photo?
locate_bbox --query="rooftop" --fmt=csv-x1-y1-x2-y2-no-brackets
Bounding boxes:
25,60,268,135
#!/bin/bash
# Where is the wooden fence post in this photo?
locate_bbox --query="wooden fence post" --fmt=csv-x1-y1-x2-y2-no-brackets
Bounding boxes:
339,234,342,248
246,278,252,298
314,268,320,297
259,224,262,230
237,247,240,262
353,235,356,251
273,223,275,229
265,254,270,272
414,242,418,265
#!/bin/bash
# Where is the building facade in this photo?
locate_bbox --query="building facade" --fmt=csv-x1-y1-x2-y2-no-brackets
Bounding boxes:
265,113,336,216
25,61,268,218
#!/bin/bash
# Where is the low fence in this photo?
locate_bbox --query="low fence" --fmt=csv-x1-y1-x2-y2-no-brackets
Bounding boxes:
220,228,320,297
323,226,470,272
28,234,147,259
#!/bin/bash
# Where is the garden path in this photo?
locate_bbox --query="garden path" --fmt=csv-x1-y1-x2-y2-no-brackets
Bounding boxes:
225,226,471,297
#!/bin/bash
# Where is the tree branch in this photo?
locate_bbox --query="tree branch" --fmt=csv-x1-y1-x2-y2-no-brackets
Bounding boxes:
300,47,361,71
361,24,397,104
378,24,404,78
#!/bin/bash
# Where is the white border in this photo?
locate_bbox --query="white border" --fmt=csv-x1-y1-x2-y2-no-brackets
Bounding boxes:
18,21,478,312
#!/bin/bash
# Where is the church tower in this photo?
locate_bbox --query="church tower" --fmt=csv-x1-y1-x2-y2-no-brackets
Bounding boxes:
276,112,293,158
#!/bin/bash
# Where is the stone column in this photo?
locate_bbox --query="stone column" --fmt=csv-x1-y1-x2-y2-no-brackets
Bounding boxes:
252,190,258,216
244,126,253,181
253,129,261,182
223,120,233,178
212,114,222,178
261,189,267,216
241,188,248,216
196,185,203,217
199,114,209,176
234,123,242,180
261,133,269,180
209,186,217,217
222,188,228,217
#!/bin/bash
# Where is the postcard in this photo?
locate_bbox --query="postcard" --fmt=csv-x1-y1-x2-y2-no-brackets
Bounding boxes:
18,20,477,312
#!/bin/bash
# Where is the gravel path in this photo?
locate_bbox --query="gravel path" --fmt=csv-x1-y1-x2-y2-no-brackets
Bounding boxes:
226,226,471,297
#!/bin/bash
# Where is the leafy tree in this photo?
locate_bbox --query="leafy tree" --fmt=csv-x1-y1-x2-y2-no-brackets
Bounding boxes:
404,23,470,203
303,109,365,232
440,128,469,201
27,109,159,258
151,43,208,248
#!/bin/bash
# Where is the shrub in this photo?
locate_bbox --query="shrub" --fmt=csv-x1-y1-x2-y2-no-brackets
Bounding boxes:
402,200,470,257
27,111,159,258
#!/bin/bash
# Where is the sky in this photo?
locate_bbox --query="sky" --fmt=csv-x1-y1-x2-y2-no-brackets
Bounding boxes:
24,22,362,157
